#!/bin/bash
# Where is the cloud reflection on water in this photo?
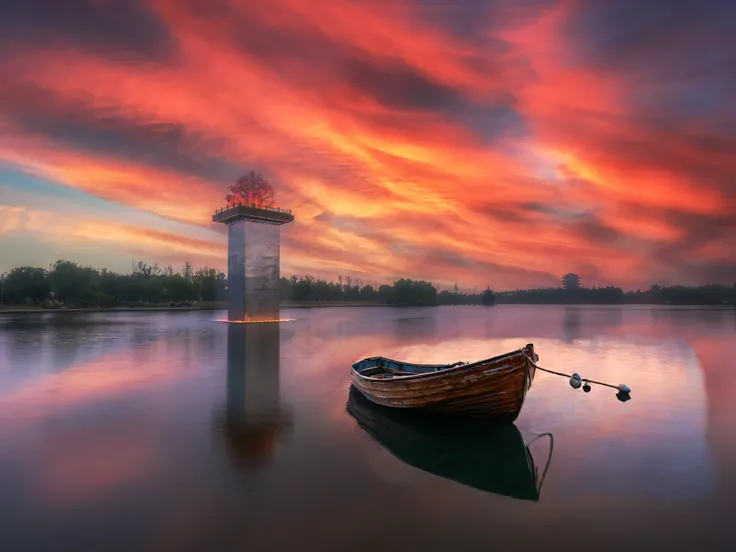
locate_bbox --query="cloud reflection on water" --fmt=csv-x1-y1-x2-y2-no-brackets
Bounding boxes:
0,307,731,551
350,334,714,501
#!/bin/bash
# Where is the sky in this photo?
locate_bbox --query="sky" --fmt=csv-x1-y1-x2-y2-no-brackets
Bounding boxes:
0,0,734,291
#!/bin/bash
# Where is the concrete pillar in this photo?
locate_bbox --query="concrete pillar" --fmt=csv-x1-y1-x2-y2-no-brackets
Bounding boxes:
228,220,281,322
213,204,294,322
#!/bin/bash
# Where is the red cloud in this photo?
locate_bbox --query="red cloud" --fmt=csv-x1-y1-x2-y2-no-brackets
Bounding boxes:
0,0,733,289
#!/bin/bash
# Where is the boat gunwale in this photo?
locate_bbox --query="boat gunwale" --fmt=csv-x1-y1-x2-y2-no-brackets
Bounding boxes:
351,348,529,383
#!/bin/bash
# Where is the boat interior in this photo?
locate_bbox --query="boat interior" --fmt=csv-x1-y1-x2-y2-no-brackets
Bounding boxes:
352,348,525,379
352,357,465,378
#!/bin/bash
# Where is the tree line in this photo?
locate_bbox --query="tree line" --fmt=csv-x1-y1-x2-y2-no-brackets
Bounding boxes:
494,283,736,305
0,260,227,308
1,261,734,308
279,275,439,305
0,261,445,308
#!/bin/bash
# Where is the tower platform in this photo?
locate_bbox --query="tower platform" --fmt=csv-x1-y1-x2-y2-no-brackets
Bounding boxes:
213,204,294,226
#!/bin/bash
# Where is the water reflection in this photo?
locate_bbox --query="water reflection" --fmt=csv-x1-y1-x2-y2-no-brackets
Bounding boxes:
0,307,733,551
562,307,581,343
217,322,290,469
346,387,551,501
380,335,715,500
392,312,438,341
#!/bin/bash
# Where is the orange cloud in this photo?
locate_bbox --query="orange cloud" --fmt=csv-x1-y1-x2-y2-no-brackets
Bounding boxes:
0,203,222,269
0,0,733,288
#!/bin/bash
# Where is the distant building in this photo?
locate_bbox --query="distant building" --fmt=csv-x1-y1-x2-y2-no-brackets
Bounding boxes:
561,273,581,291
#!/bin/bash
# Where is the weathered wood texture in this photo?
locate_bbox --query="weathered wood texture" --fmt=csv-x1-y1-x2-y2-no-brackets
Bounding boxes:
351,346,536,421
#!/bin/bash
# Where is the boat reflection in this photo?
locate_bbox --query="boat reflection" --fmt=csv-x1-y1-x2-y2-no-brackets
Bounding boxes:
215,322,291,469
346,387,552,501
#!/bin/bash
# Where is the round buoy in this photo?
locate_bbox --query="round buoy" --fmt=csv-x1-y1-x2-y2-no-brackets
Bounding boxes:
616,391,631,402
569,373,583,389
583,383,591,393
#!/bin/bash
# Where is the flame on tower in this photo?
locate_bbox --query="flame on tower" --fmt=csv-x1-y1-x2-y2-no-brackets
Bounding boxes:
226,171,277,208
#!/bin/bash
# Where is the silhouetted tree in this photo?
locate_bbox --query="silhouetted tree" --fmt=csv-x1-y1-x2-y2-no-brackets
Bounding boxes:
166,275,194,302
49,260,100,304
182,261,194,282
377,285,393,303
225,171,276,208
2,267,49,304
390,279,437,306
132,261,160,277
360,284,378,301
193,267,226,301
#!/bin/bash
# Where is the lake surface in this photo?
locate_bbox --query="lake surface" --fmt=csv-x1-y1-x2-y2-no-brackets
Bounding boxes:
0,305,734,551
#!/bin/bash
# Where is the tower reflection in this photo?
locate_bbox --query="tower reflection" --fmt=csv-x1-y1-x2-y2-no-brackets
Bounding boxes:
219,322,290,469
563,307,581,343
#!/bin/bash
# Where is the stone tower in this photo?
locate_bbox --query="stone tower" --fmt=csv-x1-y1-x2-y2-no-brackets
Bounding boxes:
213,204,294,322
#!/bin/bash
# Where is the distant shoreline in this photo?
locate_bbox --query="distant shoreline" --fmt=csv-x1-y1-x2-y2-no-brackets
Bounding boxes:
0,302,732,316
0,302,392,315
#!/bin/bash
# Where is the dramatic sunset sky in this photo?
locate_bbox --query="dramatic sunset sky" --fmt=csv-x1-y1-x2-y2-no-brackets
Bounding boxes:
0,0,733,290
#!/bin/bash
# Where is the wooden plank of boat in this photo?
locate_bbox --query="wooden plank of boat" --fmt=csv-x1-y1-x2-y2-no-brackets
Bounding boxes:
350,343,538,421
346,387,546,500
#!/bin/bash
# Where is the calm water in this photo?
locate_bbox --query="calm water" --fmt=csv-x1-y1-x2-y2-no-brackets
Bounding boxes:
0,306,734,551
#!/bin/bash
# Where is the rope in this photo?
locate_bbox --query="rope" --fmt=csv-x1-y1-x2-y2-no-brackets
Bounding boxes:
527,432,554,497
529,359,627,391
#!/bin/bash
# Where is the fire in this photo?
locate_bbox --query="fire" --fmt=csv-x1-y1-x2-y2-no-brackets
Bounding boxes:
225,171,277,209
214,318,294,324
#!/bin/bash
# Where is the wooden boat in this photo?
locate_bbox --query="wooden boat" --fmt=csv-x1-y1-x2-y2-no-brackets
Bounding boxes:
346,387,552,500
350,343,538,421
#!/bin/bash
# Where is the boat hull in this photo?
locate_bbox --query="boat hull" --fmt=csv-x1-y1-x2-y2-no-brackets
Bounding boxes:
350,347,536,421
